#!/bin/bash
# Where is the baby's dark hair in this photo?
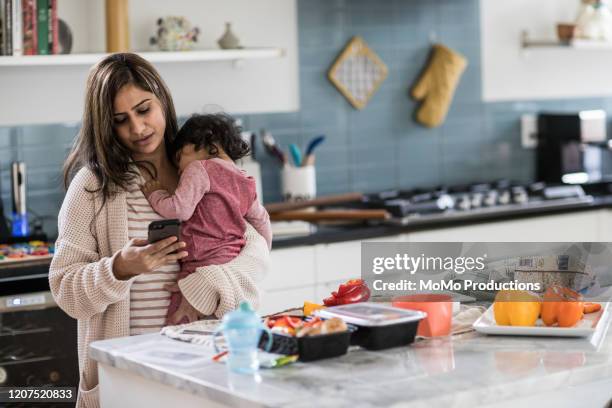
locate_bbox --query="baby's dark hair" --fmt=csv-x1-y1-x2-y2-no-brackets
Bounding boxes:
173,113,250,162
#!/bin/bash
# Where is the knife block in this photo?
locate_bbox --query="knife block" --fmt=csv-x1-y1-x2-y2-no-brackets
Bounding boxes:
281,165,316,203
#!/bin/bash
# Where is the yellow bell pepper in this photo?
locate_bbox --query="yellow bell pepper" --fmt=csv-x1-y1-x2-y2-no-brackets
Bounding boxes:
494,290,541,327
303,301,325,317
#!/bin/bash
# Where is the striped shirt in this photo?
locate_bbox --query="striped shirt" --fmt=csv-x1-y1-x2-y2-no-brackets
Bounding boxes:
127,186,180,336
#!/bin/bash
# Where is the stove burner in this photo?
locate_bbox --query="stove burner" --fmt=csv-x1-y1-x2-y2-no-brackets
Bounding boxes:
368,181,589,219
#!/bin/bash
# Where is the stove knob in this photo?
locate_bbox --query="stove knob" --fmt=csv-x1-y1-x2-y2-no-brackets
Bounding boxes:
455,194,471,211
483,191,498,207
437,194,455,210
498,190,511,205
0,366,6,384
470,192,484,209
512,187,528,205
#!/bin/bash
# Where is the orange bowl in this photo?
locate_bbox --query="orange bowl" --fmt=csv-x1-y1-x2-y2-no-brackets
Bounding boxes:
392,294,452,337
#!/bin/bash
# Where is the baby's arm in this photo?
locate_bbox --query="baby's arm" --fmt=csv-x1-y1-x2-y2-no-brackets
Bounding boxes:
245,200,272,250
143,161,210,221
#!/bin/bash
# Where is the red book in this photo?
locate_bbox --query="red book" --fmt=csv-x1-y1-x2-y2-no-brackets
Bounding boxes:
22,0,37,55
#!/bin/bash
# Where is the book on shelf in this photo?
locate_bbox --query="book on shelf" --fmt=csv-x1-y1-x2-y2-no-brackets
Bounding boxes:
3,0,12,55
0,0,4,55
49,0,56,54
12,0,22,56
0,0,57,56
22,0,36,55
36,0,47,54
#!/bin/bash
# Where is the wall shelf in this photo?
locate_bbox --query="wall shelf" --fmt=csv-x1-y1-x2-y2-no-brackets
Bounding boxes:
522,31,612,50
0,47,285,67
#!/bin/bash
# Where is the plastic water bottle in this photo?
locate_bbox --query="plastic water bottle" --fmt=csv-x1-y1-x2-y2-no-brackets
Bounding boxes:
213,302,271,374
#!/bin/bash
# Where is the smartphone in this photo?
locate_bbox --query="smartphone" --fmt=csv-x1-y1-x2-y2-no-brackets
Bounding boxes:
148,219,181,244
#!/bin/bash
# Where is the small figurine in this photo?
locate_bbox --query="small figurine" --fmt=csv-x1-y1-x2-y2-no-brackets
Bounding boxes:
150,16,200,51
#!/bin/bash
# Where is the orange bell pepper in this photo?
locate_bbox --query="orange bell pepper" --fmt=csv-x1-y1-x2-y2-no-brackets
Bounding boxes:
303,301,325,317
541,285,584,328
584,302,602,314
494,290,541,327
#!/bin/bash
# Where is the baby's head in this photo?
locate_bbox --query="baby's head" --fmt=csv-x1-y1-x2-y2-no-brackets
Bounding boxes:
172,113,249,171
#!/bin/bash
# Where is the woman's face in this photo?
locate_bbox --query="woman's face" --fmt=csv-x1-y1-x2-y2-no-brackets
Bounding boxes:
113,84,166,160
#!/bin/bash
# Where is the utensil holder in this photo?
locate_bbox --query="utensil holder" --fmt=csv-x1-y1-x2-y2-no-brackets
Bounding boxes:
281,165,316,202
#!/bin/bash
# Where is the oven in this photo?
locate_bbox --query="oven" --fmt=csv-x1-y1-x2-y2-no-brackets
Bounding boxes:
0,259,78,397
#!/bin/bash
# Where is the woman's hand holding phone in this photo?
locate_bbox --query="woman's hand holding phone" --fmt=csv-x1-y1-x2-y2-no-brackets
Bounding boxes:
113,236,188,280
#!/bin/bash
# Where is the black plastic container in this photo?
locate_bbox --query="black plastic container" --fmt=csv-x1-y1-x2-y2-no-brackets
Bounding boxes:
258,323,355,362
317,303,426,351
349,320,420,350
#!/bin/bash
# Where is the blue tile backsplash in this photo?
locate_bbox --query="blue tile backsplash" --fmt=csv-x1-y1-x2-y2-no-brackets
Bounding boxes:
2,0,612,237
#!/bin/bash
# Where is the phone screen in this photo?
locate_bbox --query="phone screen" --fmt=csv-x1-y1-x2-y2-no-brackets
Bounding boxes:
148,219,181,244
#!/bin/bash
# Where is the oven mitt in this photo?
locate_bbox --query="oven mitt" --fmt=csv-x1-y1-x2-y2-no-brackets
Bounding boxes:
411,44,467,128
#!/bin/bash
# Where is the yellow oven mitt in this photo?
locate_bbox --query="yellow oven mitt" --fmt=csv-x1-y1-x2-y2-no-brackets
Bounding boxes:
411,44,467,128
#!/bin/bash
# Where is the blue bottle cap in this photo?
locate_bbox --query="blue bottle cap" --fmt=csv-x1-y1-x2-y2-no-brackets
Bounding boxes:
221,301,262,331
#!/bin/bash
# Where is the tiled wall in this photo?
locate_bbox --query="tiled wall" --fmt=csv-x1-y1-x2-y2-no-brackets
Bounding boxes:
2,0,612,237
246,0,612,201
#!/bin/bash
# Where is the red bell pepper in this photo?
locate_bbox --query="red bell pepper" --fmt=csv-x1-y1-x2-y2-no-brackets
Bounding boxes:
323,279,371,306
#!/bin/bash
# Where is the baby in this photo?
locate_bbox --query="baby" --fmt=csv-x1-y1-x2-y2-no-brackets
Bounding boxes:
142,113,271,324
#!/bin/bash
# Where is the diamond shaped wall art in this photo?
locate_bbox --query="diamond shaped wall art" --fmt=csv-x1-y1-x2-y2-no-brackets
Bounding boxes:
328,36,388,110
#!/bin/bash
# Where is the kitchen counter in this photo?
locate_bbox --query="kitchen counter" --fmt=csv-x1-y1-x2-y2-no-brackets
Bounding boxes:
90,312,612,408
273,195,612,249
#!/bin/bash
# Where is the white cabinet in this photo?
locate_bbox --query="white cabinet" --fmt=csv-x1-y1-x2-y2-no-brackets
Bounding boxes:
259,210,608,314
259,286,316,316
261,246,316,291
259,235,404,314
408,210,604,242
599,210,612,241
315,241,361,285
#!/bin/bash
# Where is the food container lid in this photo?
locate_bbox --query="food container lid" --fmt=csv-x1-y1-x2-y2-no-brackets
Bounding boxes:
315,303,426,327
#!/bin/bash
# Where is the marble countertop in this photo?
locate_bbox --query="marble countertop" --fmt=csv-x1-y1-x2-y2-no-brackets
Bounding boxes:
90,312,612,408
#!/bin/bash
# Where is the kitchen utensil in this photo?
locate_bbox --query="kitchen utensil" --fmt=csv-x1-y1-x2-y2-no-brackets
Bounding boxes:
265,192,364,214
270,209,390,222
305,135,326,156
473,302,609,337
11,162,29,237
316,303,426,350
261,129,286,165
250,132,256,161
289,144,302,167
303,135,326,166
392,294,453,337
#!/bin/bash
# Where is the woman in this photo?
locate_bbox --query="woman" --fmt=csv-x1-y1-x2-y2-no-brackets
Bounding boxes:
49,53,269,408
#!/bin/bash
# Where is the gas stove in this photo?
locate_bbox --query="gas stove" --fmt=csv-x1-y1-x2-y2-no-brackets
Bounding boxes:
362,181,594,224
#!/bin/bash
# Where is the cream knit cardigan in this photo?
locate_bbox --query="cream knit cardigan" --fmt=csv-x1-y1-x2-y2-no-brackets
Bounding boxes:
49,168,269,408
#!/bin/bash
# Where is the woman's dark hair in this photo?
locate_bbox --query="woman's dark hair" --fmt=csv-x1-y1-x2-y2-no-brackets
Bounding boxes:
63,52,178,202
172,113,249,162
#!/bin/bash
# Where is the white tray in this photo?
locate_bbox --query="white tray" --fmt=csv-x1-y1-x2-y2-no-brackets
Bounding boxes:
473,302,610,337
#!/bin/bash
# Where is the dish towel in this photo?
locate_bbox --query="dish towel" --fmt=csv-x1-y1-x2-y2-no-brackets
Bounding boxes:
160,319,222,347
451,304,486,335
